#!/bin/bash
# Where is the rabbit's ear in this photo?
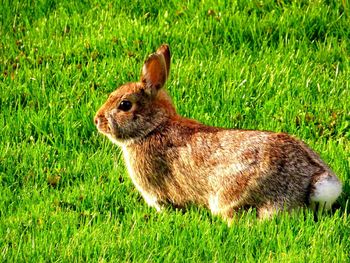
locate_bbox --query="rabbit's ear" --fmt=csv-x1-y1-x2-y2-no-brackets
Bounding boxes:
156,44,170,78
141,45,170,91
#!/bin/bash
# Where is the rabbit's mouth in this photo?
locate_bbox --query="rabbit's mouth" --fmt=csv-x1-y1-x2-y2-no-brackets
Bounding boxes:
106,116,119,137
95,115,116,138
107,122,112,133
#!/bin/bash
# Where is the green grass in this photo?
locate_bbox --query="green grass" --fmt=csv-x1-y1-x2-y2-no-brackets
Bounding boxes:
1,0,350,261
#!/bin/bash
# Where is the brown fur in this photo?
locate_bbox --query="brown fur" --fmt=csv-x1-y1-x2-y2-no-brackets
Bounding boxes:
94,45,341,222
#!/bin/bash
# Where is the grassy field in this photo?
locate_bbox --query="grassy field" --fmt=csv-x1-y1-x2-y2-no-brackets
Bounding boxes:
1,0,350,261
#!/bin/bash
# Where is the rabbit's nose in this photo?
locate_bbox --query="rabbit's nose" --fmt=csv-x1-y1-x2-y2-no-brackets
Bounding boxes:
94,116,101,127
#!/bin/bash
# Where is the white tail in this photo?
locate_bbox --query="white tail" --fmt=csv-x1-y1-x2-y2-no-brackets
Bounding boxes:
310,172,342,210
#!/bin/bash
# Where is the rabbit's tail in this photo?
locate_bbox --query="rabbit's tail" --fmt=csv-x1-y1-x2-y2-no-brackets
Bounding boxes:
310,171,342,210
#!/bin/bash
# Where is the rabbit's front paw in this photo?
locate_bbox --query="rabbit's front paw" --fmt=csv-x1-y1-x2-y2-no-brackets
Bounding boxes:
141,192,164,212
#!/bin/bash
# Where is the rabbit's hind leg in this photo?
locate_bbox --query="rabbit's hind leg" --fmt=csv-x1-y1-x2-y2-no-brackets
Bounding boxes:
208,193,246,225
257,202,281,219
257,201,299,219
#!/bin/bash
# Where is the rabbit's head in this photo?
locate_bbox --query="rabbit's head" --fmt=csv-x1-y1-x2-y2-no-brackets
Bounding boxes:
94,45,175,145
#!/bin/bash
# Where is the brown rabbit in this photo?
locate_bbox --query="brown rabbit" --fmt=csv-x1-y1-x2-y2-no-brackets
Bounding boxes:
94,45,342,222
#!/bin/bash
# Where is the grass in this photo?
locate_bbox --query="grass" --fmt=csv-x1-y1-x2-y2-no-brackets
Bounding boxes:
1,0,350,261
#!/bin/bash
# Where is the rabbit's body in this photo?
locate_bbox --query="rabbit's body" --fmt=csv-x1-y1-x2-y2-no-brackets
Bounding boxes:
121,111,339,218
95,45,342,221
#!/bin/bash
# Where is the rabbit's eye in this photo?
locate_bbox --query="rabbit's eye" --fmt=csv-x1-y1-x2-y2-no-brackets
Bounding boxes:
118,100,132,112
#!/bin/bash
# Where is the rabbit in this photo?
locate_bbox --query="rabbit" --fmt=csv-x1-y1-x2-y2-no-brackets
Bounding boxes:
94,44,342,222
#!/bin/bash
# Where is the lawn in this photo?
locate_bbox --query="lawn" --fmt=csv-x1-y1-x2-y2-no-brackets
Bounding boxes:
1,0,349,262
